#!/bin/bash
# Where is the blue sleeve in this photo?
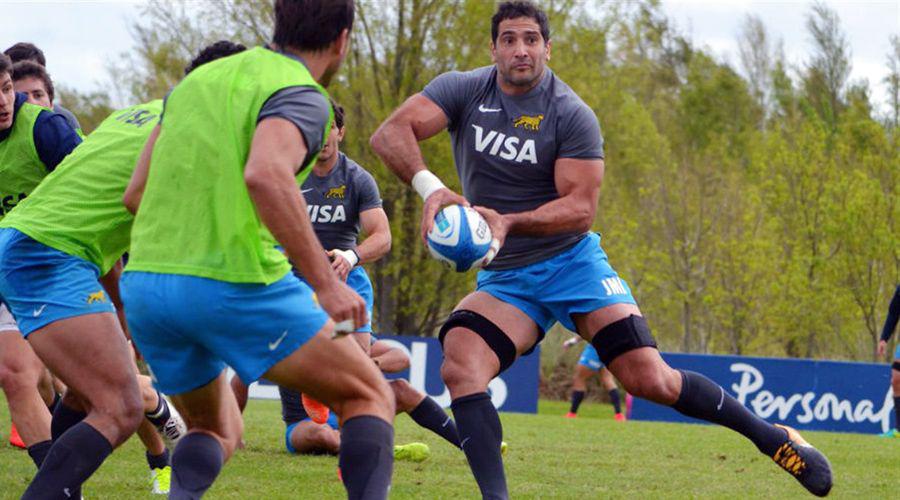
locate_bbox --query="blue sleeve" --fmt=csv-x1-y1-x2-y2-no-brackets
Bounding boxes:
880,286,900,342
355,169,382,212
33,110,82,171
557,101,604,160
422,70,480,131
258,86,330,168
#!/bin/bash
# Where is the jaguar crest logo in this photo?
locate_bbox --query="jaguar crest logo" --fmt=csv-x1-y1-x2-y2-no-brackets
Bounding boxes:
325,185,347,199
513,114,544,131
87,290,107,304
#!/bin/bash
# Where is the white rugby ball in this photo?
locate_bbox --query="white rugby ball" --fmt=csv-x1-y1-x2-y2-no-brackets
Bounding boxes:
426,205,493,272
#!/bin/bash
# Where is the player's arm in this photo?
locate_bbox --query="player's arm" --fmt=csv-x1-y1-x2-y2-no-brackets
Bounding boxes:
98,258,130,337
474,157,604,247
244,117,365,328
123,124,161,214
370,341,410,373
328,207,390,280
370,94,468,241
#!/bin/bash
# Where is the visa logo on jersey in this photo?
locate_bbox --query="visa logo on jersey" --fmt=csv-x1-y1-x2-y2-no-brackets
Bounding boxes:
307,204,347,223
471,124,537,164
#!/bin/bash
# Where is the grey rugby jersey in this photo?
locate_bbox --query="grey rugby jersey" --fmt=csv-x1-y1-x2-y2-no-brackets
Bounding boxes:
422,65,604,270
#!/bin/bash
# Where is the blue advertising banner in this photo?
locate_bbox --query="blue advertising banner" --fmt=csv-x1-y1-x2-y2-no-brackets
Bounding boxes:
630,353,895,435
248,334,540,414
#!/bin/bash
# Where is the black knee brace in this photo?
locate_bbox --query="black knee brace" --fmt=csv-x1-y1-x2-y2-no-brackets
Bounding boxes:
590,314,657,366
892,361,900,372
439,310,517,375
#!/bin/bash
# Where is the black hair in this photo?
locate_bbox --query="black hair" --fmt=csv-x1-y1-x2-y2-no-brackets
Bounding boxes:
330,98,345,129
273,0,355,52
491,1,550,44
185,40,247,75
0,53,11,79
11,61,54,101
4,42,47,67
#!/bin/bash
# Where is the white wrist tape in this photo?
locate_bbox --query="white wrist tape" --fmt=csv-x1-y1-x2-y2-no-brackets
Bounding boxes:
332,248,359,267
411,170,446,201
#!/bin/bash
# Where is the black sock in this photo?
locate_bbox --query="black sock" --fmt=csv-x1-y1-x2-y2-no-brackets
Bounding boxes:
47,392,62,413
894,396,900,431
339,415,393,500
27,440,52,469
409,397,460,447
451,392,508,500
569,390,585,414
169,432,224,500
21,422,113,500
672,370,786,456
51,402,87,441
146,448,170,470
145,390,171,429
609,388,622,414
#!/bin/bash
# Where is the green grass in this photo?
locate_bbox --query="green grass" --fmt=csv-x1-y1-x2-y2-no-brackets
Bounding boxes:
0,397,895,498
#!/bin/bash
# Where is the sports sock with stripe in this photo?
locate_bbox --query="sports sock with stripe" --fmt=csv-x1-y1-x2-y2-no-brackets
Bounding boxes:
672,370,786,455
169,432,223,500
339,415,393,500
409,396,460,447
569,390,585,414
21,422,112,499
609,388,622,414
145,390,172,430
451,392,508,500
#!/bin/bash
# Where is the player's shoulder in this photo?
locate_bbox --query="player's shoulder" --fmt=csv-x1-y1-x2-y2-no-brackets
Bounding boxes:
545,69,594,117
426,65,495,96
342,154,378,185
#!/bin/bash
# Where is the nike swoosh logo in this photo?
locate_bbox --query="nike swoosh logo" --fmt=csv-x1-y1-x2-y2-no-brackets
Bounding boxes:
33,305,46,317
269,330,289,351
478,104,501,113
442,417,451,428
63,488,71,498
460,437,470,449
716,387,725,411
301,188,314,194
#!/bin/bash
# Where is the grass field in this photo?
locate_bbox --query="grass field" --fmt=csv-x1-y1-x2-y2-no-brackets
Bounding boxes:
1,396,896,498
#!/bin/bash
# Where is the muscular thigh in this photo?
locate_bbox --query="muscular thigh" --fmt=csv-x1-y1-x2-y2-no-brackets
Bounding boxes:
441,291,541,391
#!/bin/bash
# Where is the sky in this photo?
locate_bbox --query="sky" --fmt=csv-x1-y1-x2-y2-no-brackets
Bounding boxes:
2,0,898,112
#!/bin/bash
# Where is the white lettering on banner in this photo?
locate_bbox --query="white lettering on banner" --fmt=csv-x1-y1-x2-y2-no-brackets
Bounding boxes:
730,362,895,432
380,339,508,409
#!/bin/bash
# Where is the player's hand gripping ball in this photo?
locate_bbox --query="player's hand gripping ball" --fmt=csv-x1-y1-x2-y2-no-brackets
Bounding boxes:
426,205,498,272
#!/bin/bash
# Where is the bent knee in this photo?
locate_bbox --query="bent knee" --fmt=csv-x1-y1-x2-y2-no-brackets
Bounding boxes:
620,366,680,403
0,356,42,394
333,374,395,418
441,358,491,394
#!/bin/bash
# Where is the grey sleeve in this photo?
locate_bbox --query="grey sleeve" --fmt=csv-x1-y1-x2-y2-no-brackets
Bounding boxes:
557,102,604,160
53,104,82,132
421,71,477,131
258,86,331,165
355,169,382,211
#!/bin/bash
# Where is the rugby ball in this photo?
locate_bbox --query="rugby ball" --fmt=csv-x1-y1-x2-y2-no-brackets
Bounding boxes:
426,205,493,272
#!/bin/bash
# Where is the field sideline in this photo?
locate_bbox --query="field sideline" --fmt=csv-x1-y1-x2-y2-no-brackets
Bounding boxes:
0,396,895,498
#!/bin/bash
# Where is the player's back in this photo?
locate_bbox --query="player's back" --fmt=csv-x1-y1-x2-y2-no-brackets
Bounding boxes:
127,47,330,285
0,100,162,274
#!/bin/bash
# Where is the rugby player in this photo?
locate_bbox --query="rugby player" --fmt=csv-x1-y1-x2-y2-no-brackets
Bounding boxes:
4,42,82,135
877,284,900,438
0,41,250,497
0,51,80,476
232,99,461,456
279,339,451,460
121,1,395,498
562,337,624,420
371,1,833,497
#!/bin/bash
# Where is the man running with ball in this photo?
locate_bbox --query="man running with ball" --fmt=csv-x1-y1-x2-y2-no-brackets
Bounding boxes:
372,1,832,498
